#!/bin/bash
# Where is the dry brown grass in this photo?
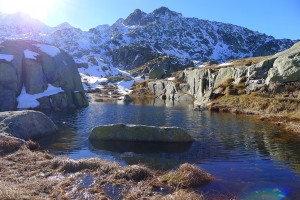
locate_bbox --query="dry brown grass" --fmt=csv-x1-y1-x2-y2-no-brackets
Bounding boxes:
217,94,300,116
26,140,39,151
203,55,271,69
115,165,153,182
215,78,235,89
209,92,300,134
162,163,213,189
51,157,121,173
0,145,214,199
161,190,204,200
228,56,271,67
130,80,155,97
0,136,23,155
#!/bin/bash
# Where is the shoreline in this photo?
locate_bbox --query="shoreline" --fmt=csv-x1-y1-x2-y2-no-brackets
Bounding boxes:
204,95,300,135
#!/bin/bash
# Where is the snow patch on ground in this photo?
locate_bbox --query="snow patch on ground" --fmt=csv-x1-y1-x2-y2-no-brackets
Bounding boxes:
17,84,64,109
24,49,39,60
80,73,107,90
116,80,135,95
167,77,175,81
116,76,145,95
33,44,60,57
218,62,232,67
0,53,14,62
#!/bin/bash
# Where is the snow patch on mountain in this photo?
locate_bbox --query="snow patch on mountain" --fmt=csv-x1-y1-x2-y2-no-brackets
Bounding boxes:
0,8,297,90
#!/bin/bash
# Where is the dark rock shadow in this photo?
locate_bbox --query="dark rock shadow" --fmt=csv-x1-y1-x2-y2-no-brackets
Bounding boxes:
89,140,193,154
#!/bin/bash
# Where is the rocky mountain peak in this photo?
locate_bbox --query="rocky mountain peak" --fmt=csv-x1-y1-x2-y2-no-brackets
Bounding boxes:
124,9,146,26
54,22,74,31
0,12,44,26
152,7,182,17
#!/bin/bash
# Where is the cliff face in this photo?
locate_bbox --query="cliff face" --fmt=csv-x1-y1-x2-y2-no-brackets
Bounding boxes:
147,42,300,110
0,40,88,112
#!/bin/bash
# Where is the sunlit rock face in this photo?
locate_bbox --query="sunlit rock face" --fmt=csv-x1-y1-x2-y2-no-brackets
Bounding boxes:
147,41,300,105
0,40,88,111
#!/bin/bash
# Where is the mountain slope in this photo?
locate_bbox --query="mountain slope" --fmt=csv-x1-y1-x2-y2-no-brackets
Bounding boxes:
0,7,297,72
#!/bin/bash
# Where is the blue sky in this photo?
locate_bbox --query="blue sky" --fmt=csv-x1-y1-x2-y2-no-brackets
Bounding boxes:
0,0,299,40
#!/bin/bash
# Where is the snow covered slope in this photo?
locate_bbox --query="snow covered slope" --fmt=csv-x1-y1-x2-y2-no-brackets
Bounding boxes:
0,7,297,74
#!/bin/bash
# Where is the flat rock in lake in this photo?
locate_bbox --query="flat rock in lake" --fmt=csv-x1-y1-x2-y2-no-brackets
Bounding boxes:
89,124,194,142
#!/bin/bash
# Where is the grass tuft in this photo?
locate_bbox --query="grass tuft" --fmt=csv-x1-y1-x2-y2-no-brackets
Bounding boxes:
26,140,40,151
51,157,121,173
162,163,213,189
115,165,153,182
161,189,204,200
0,136,23,155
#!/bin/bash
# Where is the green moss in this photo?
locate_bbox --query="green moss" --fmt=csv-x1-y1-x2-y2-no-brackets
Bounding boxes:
89,124,194,142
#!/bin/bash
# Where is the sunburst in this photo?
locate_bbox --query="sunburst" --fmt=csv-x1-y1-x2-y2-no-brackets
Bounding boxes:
0,0,57,20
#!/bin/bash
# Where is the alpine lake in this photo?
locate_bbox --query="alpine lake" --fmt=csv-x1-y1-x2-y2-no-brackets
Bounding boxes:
38,99,300,199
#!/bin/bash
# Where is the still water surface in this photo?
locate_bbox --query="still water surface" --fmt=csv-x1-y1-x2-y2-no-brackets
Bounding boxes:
39,102,300,199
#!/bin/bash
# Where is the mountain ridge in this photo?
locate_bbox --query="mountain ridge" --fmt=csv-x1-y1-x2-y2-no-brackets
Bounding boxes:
0,8,298,73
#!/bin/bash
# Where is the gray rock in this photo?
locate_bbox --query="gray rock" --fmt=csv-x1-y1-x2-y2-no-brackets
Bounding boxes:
73,91,89,107
194,89,213,105
214,67,235,87
122,95,133,103
141,42,300,107
49,92,69,111
245,79,265,94
0,89,16,111
89,124,194,142
178,94,194,102
149,66,165,79
0,40,88,111
179,83,190,93
36,96,52,110
0,110,58,139
266,42,300,84
0,62,18,91
148,80,178,100
23,59,47,94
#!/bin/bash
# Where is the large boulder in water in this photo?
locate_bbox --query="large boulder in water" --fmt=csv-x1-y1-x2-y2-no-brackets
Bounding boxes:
0,110,58,139
89,124,194,142
0,40,88,111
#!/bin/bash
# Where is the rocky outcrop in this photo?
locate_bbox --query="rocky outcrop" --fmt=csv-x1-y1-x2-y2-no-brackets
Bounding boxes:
0,40,88,111
133,55,194,79
0,110,58,139
148,80,195,103
146,41,300,106
266,42,300,84
111,44,161,70
89,124,194,142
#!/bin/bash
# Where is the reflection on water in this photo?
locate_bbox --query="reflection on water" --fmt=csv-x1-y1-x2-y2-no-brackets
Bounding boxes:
90,140,193,154
39,101,300,199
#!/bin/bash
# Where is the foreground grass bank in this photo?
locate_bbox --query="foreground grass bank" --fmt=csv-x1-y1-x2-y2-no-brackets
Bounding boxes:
0,140,214,200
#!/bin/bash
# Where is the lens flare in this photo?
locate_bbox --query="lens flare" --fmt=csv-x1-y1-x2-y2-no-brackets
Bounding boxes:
0,0,56,20
243,188,288,200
